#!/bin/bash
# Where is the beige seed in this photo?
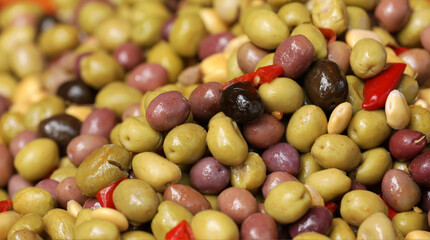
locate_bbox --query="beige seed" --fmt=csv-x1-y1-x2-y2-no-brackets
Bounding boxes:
414,99,430,110
304,184,325,207
222,35,249,59
67,200,83,218
405,230,430,240
201,53,227,84
327,102,352,134
200,8,228,34
345,29,382,48
91,207,129,232
385,90,410,130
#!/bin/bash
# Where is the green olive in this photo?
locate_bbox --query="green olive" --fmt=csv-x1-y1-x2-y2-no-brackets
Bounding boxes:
7,213,44,240
76,144,131,197
410,0,430,10
254,52,274,71
205,195,218,210
340,190,388,227
397,75,419,105
8,230,43,240
112,179,160,225
259,77,304,115
0,72,17,99
13,187,56,216
38,24,79,57
80,52,124,89
213,0,240,24
392,211,429,236
163,123,207,165
130,1,171,24
311,134,361,171
169,13,206,57
311,0,349,35
346,75,364,114
393,161,409,174
350,38,387,79
230,152,266,193
372,27,398,47
119,116,163,153
305,168,351,202
24,96,65,130
0,2,42,27
0,26,35,55
243,9,289,50
0,112,25,145
291,23,327,59
10,43,44,78
49,167,77,183
0,211,21,240
191,210,239,240
95,17,131,50
226,49,244,81
352,147,392,186
264,181,312,224
286,105,328,153
348,110,392,149
75,219,120,239
78,2,114,34
346,6,371,29
207,113,248,166
342,0,377,11
397,8,430,47
151,201,193,240
131,17,164,47
297,153,323,183
121,231,156,240
95,82,142,117
147,41,184,83
43,209,75,240
293,232,331,240
356,212,400,239
329,218,356,240
408,105,430,140
277,2,311,29
14,138,59,181
0,189,8,201
177,4,203,17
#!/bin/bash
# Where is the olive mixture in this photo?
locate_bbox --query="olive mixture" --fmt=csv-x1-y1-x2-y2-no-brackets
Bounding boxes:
1,0,430,239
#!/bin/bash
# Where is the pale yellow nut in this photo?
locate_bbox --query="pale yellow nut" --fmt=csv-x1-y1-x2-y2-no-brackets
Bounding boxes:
201,53,227,84
91,207,129,232
65,105,93,122
200,8,228,34
67,200,83,218
414,99,430,110
222,34,249,59
10,75,47,114
405,230,430,240
385,90,410,130
203,69,228,84
304,184,325,207
327,102,352,134
345,29,382,48
385,47,415,77
213,0,240,24
418,89,430,105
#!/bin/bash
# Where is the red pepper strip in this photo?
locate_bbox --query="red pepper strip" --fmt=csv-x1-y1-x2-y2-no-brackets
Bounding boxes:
378,195,397,219
362,63,407,110
222,72,256,91
325,202,338,215
0,199,13,213
96,177,128,209
392,46,410,56
255,64,284,85
0,0,56,15
318,28,337,43
165,220,195,240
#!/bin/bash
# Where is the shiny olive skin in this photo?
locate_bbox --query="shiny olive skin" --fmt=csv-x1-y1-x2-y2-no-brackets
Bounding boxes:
191,210,239,240
399,49,430,86
240,213,278,240
9,130,37,158
113,42,142,71
262,143,300,175
220,81,264,124
127,63,168,94
67,134,109,167
350,38,387,79
303,59,348,112
169,13,206,57
188,82,223,123
190,157,230,195
218,187,257,224
346,75,364,114
356,212,400,240
119,116,163,153
80,108,118,139
375,0,411,32
56,80,96,104
164,184,212,215
409,151,430,187
198,32,235,60
75,219,120,239
35,179,58,200
305,168,351,202
56,177,88,209
288,206,333,238
389,129,427,161
13,187,56,216
329,218,356,240
0,144,13,187
43,209,75,239
151,201,193,240
243,113,285,149
392,211,429,236
38,113,81,155
262,171,298,198
354,148,393,186
327,41,351,74
237,42,269,74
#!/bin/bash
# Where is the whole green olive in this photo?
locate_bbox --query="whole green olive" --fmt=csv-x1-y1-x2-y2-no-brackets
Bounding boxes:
147,41,184,83
38,24,79,57
397,8,430,47
80,52,124,89
407,105,430,141
0,211,21,240
392,211,429,236
297,153,323,183
346,75,364,114
350,38,387,79
95,82,142,117
10,43,44,78
277,2,311,29
356,212,400,239
311,0,349,35
43,209,75,240
306,168,351,202
7,213,44,240
353,147,392,186
151,201,193,240
346,6,371,29
13,187,56,216
121,231,155,240
397,74,419,105
74,219,120,239
119,116,163,153
329,218,356,240
78,1,114,34
95,17,131,50
76,144,131,197
169,13,206,57
24,95,65,130
191,210,239,240
131,17,164,47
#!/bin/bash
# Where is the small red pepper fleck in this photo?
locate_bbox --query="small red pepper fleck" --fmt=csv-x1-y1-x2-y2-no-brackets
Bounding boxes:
362,63,407,110
392,46,410,56
378,194,397,219
319,28,337,43
325,202,338,215
0,199,13,213
96,177,128,209
222,64,284,91
165,220,195,240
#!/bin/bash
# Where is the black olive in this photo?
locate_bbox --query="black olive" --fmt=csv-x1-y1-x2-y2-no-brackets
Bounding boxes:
57,80,96,104
303,59,348,112
38,113,81,155
220,81,264,123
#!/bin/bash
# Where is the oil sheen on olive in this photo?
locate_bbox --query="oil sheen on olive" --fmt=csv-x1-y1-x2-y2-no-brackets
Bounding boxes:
220,81,263,124
38,113,82,155
303,59,348,112
57,80,96,104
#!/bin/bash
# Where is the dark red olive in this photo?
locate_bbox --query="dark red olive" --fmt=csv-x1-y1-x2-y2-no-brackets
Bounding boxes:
288,206,333,238
303,59,348,112
188,82,223,123
409,151,430,187
220,81,263,124
389,129,427,161
38,113,82,155
57,80,96,104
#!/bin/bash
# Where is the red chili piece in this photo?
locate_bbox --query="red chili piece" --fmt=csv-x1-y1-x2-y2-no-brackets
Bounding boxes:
222,64,284,91
165,220,195,240
0,199,13,213
378,194,397,219
319,28,337,43
96,177,128,209
325,202,338,215
362,63,407,110
392,46,410,56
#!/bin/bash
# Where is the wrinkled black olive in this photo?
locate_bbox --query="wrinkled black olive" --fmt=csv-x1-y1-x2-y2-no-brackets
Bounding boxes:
57,80,96,104
303,59,348,112
38,113,81,155
220,81,264,123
